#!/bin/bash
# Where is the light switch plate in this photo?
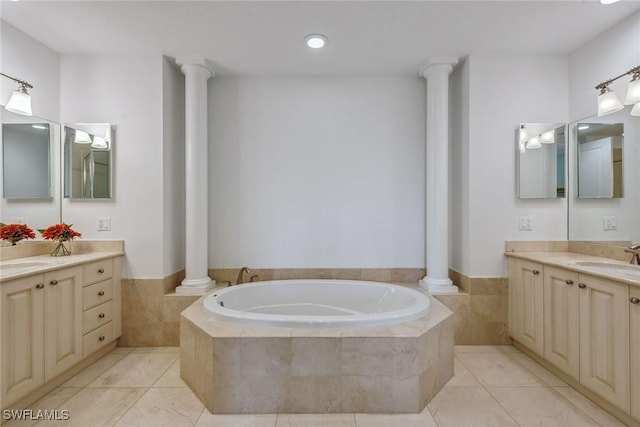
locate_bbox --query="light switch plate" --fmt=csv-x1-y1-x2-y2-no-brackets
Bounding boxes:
518,216,533,231
98,217,111,231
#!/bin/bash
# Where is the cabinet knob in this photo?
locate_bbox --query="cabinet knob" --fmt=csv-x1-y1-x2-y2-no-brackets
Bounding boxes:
98,291,105,296
35,283,44,289
49,280,58,286
532,270,540,275
99,313,105,318
98,269,105,274
565,279,574,285
631,297,640,304
578,283,587,289
98,336,105,341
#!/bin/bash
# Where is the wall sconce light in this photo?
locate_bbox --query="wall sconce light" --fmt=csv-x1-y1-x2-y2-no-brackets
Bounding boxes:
1,72,34,116
540,130,555,144
595,65,640,116
91,135,108,149
74,130,92,144
525,135,541,150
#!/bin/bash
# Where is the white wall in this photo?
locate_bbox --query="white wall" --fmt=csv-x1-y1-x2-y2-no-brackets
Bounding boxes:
0,21,61,232
161,56,186,277
567,11,640,244
467,53,569,277
60,55,164,278
208,76,425,268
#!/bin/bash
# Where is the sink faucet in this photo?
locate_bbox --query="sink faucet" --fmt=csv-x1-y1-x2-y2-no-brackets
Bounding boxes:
236,267,250,285
624,243,640,265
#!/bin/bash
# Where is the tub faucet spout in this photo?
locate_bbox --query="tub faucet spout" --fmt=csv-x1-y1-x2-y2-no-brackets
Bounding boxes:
236,267,250,285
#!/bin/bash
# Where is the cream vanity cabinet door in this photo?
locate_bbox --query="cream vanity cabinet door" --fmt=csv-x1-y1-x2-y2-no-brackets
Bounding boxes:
630,286,640,421
508,258,544,356
578,274,630,412
1,274,46,404
44,266,84,381
543,266,579,380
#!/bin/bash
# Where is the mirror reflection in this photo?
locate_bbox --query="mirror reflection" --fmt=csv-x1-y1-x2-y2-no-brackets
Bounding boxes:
63,124,113,199
0,109,61,234
576,123,623,198
516,123,566,199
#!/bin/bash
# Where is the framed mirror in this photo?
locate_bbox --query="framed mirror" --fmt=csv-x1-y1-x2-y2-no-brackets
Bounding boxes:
568,107,639,244
63,124,113,199
576,123,623,199
0,109,61,234
516,123,566,199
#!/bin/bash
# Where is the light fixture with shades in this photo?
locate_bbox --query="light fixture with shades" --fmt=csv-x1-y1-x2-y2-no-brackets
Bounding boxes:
595,65,640,116
1,72,34,116
540,130,555,144
91,135,108,149
525,135,541,150
74,130,92,144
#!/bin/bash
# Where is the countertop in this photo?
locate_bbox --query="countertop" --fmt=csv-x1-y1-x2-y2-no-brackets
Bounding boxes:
0,251,124,283
505,251,640,288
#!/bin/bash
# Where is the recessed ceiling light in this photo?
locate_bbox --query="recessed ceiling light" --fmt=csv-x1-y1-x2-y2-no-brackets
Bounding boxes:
304,34,327,49
600,0,620,4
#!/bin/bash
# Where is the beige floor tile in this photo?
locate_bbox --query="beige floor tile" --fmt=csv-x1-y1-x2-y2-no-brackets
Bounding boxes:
487,386,601,427
354,410,437,427
445,356,481,387
87,353,178,387
33,388,147,427
131,346,181,354
195,413,277,427
427,386,518,426
454,345,520,354
114,387,204,427
553,387,627,427
110,347,135,355
275,414,356,427
60,353,129,388
456,352,545,386
508,352,567,387
2,388,81,427
152,359,187,387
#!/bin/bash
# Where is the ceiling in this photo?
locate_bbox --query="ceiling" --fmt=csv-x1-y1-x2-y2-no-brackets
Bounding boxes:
2,1,640,75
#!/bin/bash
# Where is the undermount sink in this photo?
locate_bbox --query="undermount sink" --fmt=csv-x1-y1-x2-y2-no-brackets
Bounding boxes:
574,261,640,278
0,261,54,272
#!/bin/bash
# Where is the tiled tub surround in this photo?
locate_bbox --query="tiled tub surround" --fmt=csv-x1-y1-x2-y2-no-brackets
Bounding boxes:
180,293,454,414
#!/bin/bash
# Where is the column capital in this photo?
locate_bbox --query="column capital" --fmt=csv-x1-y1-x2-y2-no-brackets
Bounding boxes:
175,57,216,78
419,57,458,79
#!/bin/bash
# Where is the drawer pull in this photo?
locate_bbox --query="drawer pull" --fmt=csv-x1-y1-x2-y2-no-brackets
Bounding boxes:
98,268,105,274
532,270,540,275
631,297,640,304
50,280,58,286
98,291,105,296
36,283,44,289
565,279,574,285
98,336,105,341
578,283,587,289
99,313,105,318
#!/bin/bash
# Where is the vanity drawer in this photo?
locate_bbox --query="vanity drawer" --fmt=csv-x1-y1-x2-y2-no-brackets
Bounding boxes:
83,321,112,356
83,279,113,310
83,300,113,333
83,259,113,286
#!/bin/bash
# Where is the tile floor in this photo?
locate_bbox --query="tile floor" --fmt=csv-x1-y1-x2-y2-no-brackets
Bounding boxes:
3,345,626,427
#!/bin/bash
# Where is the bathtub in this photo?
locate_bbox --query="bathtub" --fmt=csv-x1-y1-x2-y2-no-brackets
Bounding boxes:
203,279,430,328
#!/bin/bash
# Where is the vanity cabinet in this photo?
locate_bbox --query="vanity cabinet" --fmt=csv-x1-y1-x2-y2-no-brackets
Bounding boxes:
1,256,121,408
543,266,579,380
631,286,640,421
508,258,544,356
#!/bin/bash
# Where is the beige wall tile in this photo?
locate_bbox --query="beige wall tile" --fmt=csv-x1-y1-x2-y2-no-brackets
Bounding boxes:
341,376,393,413
240,338,291,377
289,376,343,412
291,338,341,376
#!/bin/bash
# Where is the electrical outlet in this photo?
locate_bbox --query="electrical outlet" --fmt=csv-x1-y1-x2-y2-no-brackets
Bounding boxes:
603,216,617,231
97,217,111,231
518,216,533,231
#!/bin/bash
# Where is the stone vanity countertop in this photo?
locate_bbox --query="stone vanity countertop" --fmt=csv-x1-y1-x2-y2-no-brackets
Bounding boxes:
0,251,124,283
505,251,640,288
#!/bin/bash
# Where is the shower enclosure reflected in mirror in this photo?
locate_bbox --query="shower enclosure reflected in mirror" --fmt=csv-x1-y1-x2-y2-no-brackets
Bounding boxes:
63,124,113,199
576,123,623,199
516,123,566,199
0,109,61,232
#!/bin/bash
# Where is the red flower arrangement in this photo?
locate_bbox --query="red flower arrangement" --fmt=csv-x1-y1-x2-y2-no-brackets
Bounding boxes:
0,223,36,245
39,223,82,242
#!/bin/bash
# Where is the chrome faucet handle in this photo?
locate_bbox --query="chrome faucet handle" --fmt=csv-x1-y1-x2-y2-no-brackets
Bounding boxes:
219,280,231,287
249,275,259,283
629,242,640,250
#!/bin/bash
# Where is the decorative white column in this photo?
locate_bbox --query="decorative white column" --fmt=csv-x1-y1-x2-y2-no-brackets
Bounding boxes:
175,58,215,294
419,58,459,295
